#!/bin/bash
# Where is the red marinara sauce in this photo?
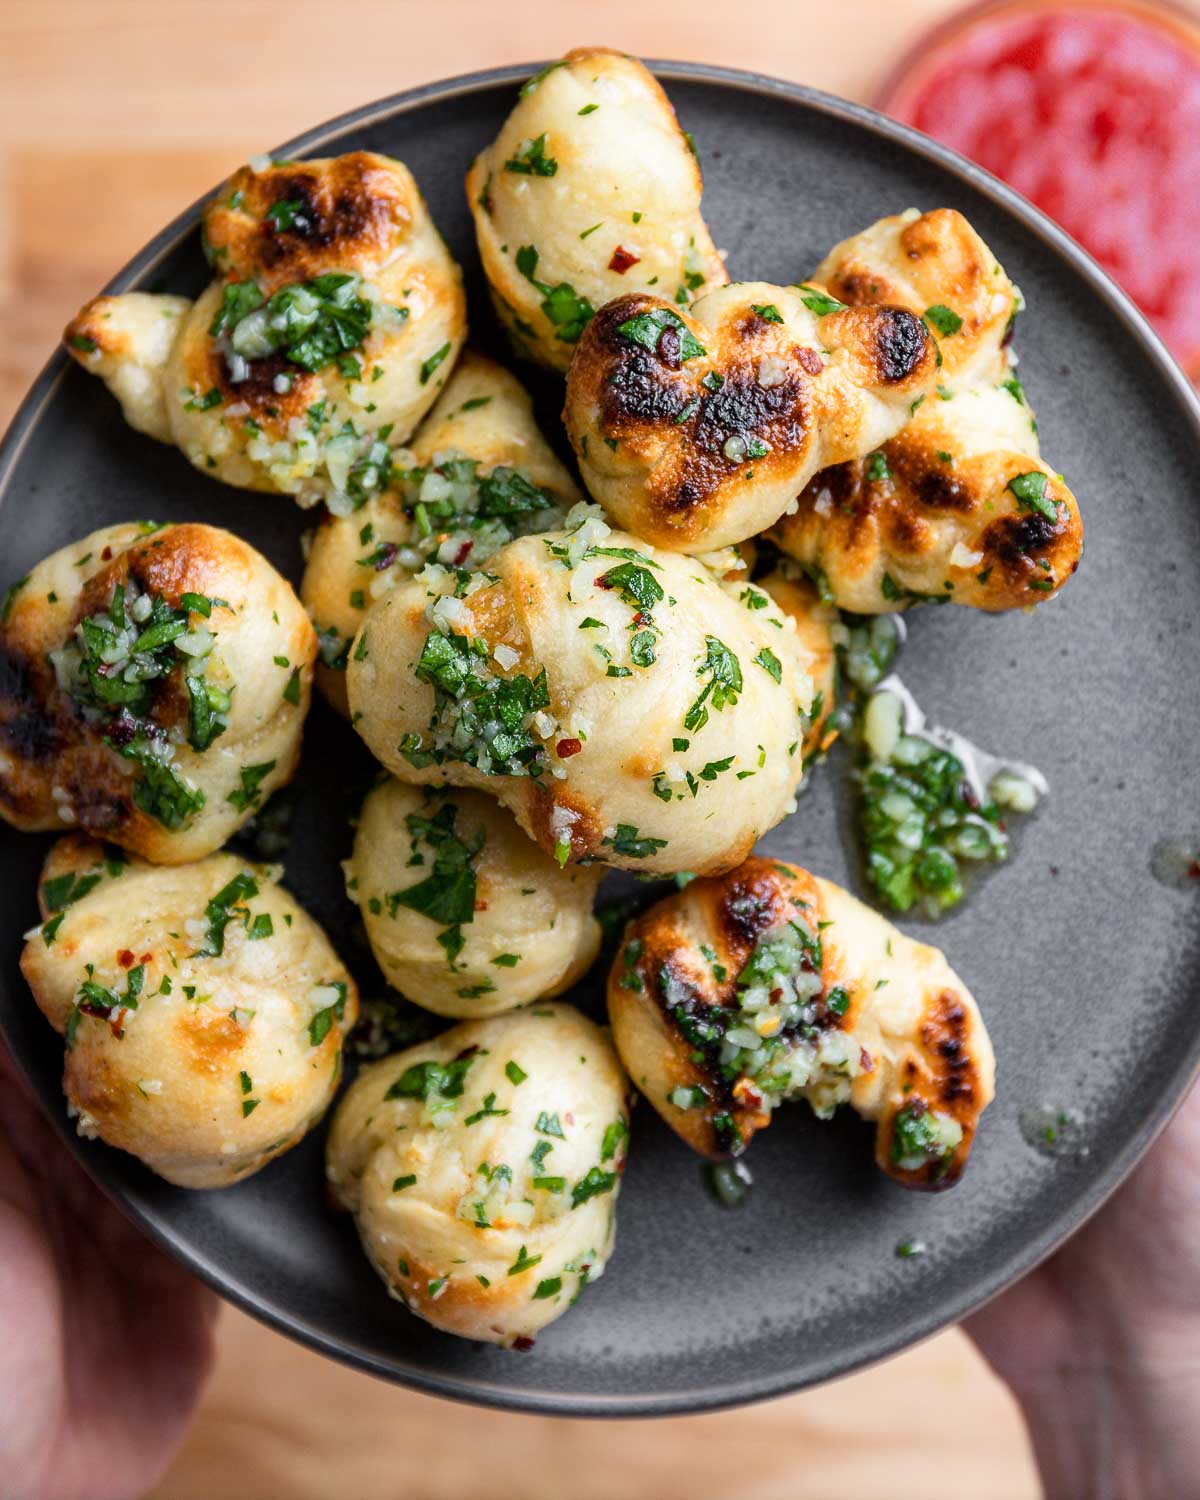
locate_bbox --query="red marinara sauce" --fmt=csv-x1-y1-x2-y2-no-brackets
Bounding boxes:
878,1,1200,378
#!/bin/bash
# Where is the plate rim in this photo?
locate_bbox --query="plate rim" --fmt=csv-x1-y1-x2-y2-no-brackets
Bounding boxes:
2,58,1199,1418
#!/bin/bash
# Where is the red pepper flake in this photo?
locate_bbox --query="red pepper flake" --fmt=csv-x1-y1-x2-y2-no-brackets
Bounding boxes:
512,1336,536,1352
860,1048,875,1073
139,952,152,964
795,347,824,376
474,900,489,912
608,245,640,273
556,737,582,758
100,546,113,560
117,948,135,968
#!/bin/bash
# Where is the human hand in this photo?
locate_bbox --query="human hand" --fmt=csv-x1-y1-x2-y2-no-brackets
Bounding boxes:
0,1042,217,1500
966,1076,1200,1499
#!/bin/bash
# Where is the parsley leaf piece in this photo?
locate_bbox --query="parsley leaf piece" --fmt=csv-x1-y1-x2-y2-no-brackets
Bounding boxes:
683,636,743,732
602,823,668,859
504,133,558,177
616,306,706,361
600,1118,628,1162
226,760,276,813
795,284,846,316
306,981,348,1047
419,343,452,385
507,1245,541,1276
923,304,963,337
571,1166,618,1208
385,1054,476,1102
1008,470,1057,521
597,561,664,612
196,870,258,958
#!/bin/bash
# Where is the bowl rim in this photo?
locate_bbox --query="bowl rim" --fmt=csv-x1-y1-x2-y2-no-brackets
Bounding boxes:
2,58,1198,1418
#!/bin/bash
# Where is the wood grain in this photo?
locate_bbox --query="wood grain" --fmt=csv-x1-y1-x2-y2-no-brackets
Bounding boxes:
0,3,1039,1495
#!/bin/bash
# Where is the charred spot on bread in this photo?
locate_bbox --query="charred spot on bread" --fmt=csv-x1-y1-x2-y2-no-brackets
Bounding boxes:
828,269,890,306
695,370,805,451
205,153,410,287
715,862,790,951
872,307,929,384
213,346,317,419
255,172,394,262
906,459,972,513
0,646,61,764
921,988,977,1110
599,345,694,429
980,508,1075,599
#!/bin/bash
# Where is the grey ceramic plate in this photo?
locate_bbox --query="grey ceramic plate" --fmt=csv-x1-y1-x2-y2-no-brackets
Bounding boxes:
2,61,1199,1417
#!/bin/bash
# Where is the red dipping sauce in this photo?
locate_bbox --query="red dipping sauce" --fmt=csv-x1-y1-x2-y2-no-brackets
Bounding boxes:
878,1,1200,378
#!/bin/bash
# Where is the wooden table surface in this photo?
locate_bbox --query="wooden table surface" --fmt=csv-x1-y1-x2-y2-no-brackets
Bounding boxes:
0,3,1046,1495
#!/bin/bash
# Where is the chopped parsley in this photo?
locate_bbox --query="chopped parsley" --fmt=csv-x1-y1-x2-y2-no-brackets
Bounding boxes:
508,1245,541,1275
514,244,595,344
504,133,558,176
55,581,230,775
891,1100,962,1172
196,870,258,957
571,1166,617,1208
616,305,706,361
795,284,846,316
683,636,742,732
213,272,374,374
406,628,550,777
1008,470,1057,522
923,304,963,337
306,981,348,1047
119,739,206,829
227,760,276,813
389,801,483,967
600,1118,628,1161
464,1091,510,1125
385,1054,476,1102
602,824,668,860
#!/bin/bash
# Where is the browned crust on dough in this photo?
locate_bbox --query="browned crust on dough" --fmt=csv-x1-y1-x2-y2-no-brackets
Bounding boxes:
875,987,984,1191
568,293,932,544
610,857,834,1157
204,152,416,291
